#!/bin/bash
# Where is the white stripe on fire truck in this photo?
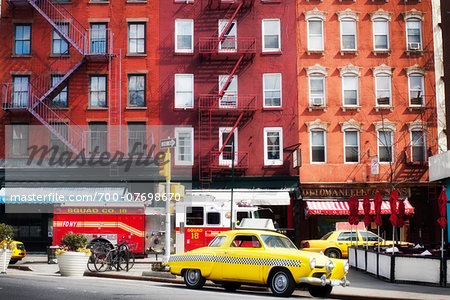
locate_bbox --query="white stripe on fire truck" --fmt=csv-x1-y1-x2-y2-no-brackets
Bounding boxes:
169,254,301,267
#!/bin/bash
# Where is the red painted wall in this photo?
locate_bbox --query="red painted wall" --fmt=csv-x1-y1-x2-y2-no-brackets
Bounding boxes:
159,1,298,178
296,0,437,183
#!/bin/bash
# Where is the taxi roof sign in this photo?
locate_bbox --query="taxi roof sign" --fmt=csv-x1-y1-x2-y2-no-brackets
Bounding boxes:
237,218,276,231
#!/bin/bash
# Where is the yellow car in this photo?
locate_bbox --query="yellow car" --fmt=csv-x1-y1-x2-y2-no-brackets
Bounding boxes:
168,229,349,298
300,230,413,259
0,240,26,263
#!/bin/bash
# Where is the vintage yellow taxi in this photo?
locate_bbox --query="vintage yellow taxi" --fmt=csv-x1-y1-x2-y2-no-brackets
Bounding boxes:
0,240,26,263
300,230,413,259
168,229,349,297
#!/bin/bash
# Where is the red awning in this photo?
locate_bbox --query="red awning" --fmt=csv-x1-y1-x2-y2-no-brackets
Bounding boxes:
305,199,414,217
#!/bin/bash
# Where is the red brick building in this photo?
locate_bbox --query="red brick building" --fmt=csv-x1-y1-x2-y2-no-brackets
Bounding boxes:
296,0,441,243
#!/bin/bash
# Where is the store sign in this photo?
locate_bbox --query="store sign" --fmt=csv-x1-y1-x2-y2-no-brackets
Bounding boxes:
371,157,379,175
302,187,410,198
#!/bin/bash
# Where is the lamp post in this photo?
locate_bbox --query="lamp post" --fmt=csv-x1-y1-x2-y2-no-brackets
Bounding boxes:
230,140,235,230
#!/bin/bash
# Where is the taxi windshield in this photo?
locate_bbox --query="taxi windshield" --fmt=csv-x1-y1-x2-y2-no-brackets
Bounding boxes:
208,235,227,247
261,235,297,249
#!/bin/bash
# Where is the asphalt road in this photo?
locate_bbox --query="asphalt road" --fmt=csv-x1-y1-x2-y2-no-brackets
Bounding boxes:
0,273,321,300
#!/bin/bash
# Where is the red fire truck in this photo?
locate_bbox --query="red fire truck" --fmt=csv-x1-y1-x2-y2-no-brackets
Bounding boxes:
52,204,146,253
175,198,259,253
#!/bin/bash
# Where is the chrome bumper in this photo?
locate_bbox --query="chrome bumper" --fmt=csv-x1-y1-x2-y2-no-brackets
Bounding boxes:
298,275,350,287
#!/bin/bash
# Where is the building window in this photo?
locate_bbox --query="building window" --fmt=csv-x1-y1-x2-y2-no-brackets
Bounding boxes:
90,23,107,54
14,24,31,55
219,127,238,166
186,207,204,225
264,127,283,165
175,19,193,53
175,127,194,165
219,19,237,52
344,130,359,163
373,19,389,50
311,130,326,163
12,75,29,108
51,75,68,107
127,122,146,155
128,74,146,107
406,19,422,50
262,19,280,52
375,74,391,106
89,75,107,107
342,75,358,106
378,130,393,163
10,124,29,156
128,23,146,54
309,74,325,106
174,74,194,108
49,124,68,152
263,73,281,107
52,23,69,55
340,19,357,51
88,122,107,155
411,130,425,162
307,19,323,51
408,74,424,106
218,75,238,108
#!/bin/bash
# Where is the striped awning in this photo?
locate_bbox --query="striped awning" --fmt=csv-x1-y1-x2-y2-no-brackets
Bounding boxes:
305,199,415,217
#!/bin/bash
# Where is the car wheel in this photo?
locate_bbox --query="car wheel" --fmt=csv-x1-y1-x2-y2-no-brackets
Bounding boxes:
222,282,241,291
324,248,341,259
183,269,206,289
308,285,333,298
269,269,295,297
9,259,18,265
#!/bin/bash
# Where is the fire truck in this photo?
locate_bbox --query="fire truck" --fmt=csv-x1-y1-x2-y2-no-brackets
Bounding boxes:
175,196,259,253
52,196,260,255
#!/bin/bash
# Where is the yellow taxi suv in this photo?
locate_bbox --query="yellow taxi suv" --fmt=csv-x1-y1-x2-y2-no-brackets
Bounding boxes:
168,229,349,298
0,240,26,263
300,230,413,259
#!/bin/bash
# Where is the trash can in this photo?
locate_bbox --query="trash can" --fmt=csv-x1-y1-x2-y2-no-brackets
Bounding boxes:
47,246,59,264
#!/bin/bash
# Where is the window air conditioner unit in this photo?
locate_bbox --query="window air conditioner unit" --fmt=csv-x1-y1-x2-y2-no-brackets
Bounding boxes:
377,97,390,105
411,97,423,105
312,97,323,106
408,43,421,50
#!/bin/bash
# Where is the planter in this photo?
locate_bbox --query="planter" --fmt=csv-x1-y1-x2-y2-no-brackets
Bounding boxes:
57,251,90,277
0,249,12,273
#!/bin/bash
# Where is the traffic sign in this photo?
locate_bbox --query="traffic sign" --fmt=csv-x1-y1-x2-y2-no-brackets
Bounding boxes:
160,138,176,149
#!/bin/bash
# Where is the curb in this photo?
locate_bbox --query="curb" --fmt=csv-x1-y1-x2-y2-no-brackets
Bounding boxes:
7,265,33,271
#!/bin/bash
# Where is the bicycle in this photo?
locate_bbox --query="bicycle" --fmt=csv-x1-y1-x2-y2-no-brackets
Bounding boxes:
86,240,113,272
93,241,136,272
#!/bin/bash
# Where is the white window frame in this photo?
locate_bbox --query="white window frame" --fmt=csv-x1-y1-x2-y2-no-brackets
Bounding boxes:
218,19,237,53
408,73,425,106
309,74,325,106
175,127,194,166
344,130,360,164
263,73,282,108
262,18,281,52
405,18,422,51
175,19,194,53
310,130,326,164
375,73,392,106
219,127,238,166
410,129,426,163
218,75,238,108
342,75,359,106
264,127,283,166
174,74,194,109
372,18,389,51
340,18,357,51
377,130,394,163
307,19,324,51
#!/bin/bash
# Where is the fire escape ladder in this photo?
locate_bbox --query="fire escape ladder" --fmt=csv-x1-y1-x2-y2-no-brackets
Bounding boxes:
27,0,88,55
199,110,212,183
217,1,243,48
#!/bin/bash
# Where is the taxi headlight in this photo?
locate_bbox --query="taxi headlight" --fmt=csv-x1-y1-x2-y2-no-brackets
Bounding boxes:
326,260,335,273
343,260,349,274
309,257,316,269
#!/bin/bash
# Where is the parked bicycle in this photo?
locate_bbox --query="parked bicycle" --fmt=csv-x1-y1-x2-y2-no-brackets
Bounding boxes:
87,240,136,272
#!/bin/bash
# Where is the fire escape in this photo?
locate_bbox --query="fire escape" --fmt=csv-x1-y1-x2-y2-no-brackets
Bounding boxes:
198,0,256,184
2,0,120,154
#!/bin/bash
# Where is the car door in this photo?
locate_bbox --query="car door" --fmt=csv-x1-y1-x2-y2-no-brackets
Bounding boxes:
221,234,264,283
336,231,358,257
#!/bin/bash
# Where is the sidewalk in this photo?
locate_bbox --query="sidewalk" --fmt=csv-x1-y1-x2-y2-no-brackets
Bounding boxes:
6,254,450,300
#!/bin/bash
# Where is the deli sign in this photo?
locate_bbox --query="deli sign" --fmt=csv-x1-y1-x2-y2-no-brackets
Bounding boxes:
302,187,410,198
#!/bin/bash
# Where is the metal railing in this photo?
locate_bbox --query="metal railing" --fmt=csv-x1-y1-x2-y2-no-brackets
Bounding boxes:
210,151,249,169
199,94,257,110
199,37,256,54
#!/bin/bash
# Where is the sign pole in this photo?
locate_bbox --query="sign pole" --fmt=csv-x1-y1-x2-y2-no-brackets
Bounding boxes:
230,141,235,230
163,148,171,263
